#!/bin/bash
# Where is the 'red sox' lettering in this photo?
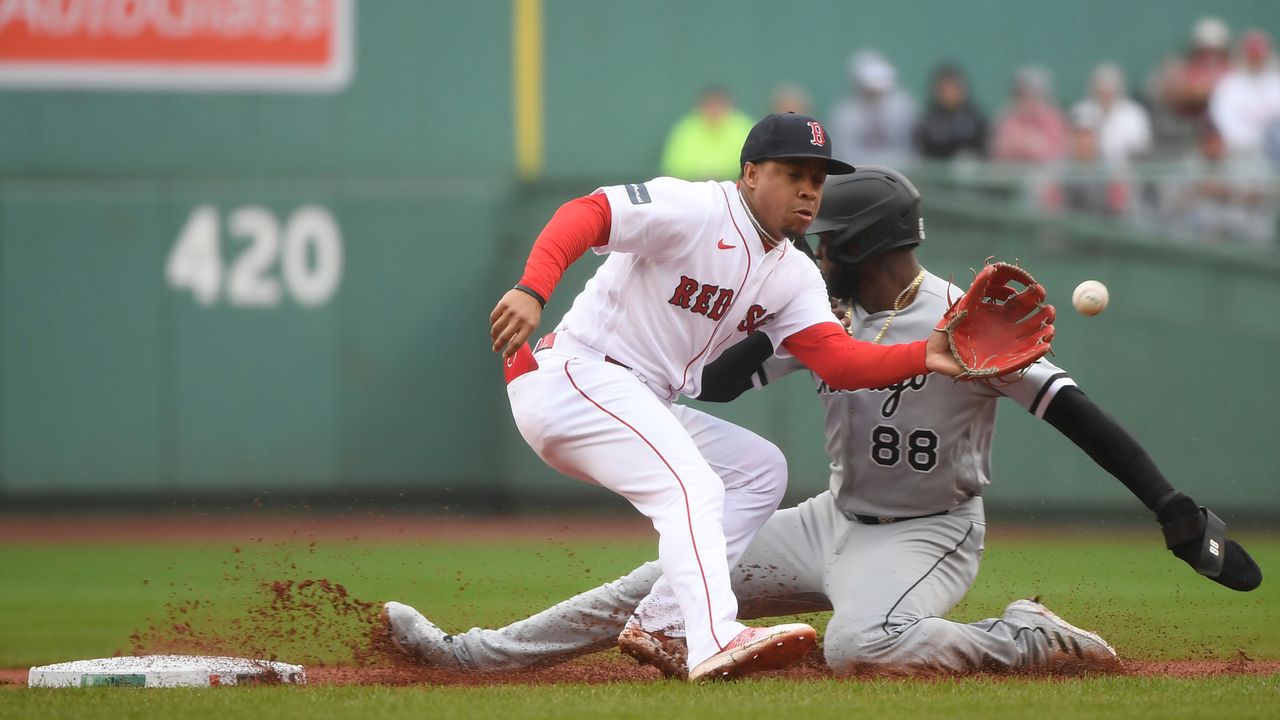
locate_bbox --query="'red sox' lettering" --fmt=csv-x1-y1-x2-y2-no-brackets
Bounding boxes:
737,304,773,334
667,275,738,321
668,276,700,309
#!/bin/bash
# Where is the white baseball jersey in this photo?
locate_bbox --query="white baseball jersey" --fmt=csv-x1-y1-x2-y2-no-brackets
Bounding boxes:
554,177,839,402
762,272,1074,518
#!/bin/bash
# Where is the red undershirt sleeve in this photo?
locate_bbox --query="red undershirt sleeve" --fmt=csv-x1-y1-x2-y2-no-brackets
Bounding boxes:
517,193,612,302
781,323,929,390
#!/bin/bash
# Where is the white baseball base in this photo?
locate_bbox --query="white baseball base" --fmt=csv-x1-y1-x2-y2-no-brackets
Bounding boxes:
27,655,306,688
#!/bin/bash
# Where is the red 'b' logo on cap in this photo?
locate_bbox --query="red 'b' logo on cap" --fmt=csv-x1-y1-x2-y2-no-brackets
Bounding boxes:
807,121,826,146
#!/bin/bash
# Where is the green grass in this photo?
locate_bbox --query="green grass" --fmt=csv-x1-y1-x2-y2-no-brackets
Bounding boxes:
1,527,1277,719
0,536,657,666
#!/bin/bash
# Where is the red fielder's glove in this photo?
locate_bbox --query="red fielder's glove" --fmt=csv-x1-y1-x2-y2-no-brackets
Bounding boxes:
936,262,1056,380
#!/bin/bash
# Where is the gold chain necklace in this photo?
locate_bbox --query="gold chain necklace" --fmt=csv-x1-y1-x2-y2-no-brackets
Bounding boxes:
846,269,927,344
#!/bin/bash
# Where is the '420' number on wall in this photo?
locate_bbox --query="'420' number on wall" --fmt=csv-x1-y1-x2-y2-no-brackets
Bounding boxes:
166,205,343,307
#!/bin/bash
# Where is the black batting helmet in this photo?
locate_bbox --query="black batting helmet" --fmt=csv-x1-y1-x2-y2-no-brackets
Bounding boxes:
807,165,924,266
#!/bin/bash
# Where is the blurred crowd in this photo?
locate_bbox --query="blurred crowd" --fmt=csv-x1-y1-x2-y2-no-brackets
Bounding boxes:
659,17,1280,248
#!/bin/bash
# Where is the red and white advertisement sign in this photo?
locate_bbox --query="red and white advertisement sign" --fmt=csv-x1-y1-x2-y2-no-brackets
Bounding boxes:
0,0,354,91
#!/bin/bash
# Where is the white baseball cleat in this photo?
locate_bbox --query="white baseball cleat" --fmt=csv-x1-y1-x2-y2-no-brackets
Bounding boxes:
1003,597,1121,672
686,623,816,683
618,623,690,680
381,601,460,668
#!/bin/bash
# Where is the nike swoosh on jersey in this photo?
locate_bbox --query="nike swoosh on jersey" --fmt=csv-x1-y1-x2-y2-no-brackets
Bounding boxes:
717,239,736,250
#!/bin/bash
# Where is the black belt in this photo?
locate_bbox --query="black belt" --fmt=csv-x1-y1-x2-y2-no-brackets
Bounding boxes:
849,509,950,525
534,333,632,371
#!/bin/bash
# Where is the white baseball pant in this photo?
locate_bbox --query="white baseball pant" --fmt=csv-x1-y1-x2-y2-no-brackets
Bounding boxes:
506,335,788,666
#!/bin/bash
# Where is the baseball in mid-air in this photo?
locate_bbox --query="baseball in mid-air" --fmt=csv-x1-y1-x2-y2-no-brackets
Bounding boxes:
1072,280,1109,316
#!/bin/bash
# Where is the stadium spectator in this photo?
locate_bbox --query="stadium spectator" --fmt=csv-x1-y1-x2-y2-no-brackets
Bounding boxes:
914,63,988,160
659,85,754,181
1072,63,1152,166
1056,105,1130,216
1209,29,1280,157
1264,118,1280,170
829,49,917,167
1152,16,1233,122
992,66,1067,164
1162,121,1277,247
771,83,812,115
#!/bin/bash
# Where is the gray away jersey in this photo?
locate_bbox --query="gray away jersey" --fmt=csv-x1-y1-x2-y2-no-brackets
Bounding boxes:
760,272,1073,518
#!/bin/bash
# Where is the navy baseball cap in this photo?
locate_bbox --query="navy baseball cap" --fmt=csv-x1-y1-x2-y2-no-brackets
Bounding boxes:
739,112,856,175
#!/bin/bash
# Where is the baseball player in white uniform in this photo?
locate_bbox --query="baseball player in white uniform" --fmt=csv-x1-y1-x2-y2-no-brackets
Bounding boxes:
381,167,1259,678
384,114,1048,682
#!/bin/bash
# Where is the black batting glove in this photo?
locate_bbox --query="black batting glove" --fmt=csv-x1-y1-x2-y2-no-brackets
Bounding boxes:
1156,492,1262,592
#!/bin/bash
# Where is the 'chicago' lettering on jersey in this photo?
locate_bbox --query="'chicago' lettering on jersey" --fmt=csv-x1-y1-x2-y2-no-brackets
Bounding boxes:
668,275,735,321
816,373,929,417
869,374,930,417
737,304,775,334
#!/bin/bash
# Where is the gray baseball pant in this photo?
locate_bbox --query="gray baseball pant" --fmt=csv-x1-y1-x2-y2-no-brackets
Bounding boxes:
445,493,1059,673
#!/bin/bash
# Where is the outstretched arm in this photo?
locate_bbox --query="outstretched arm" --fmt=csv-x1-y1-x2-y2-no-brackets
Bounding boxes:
1042,386,1261,591
781,323,966,390
784,323,927,389
699,295,860,403
1041,386,1173,511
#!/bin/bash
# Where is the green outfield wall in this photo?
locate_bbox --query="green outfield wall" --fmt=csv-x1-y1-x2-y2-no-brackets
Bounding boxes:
1,178,508,496
2,1,1278,514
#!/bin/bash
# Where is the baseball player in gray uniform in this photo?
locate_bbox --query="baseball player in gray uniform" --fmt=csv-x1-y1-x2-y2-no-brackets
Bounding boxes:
387,167,1260,677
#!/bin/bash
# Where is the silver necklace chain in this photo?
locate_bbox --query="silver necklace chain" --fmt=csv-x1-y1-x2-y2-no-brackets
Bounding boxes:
736,185,779,247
